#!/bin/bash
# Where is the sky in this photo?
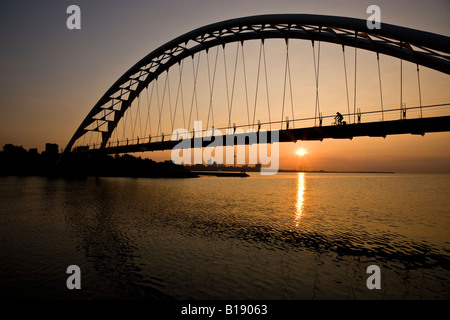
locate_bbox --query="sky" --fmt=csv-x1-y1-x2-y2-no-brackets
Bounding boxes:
0,0,449,173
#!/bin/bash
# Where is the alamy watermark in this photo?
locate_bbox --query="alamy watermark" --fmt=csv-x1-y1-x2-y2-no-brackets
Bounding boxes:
366,265,381,289
66,5,81,30
65,5,380,31
170,121,279,175
366,5,381,30
66,265,81,290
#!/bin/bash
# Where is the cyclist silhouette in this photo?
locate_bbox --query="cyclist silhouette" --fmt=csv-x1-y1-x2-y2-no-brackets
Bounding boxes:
335,112,344,125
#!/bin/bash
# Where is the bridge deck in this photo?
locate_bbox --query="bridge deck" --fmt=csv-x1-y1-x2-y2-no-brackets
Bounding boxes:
74,116,450,155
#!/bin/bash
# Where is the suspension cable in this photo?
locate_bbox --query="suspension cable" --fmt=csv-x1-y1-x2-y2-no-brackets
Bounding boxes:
154,77,161,138
228,42,240,129
353,31,358,124
206,49,212,129
111,115,117,146
95,129,100,147
287,40,295,129
223,45,231,128
188,53,201,131
194,58,200,125
129,93,135,140
156,71,169,139
132,94,142,139
136,78,144,139
342,45,351,122
282,39,289,129
166,71,174,133
241,42,251,128
179,61,186,129
400,41,403,112
316,33,321,125
262,41,271,130
312,40,321,126
280,39,295,129
417,64,423,118
82,127,87,146
377,52,384,121
172,60,185,131
88,130,93,147
144,81,155,138
121,102,129,144
156,77,166,137
206,47,219,130
252,41,263,129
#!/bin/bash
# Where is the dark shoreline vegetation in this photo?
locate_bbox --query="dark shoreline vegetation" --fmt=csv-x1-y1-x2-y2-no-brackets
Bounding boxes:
0,144,396,179
0,144,197,179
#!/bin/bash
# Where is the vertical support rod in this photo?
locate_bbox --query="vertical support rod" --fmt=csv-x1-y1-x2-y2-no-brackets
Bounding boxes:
353,31,358,124
400,41,403,111
342,45,351,124
417,64,423,118
377,52,384,121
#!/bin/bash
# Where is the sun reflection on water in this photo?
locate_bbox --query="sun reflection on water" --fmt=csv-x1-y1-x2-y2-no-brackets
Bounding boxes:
295,172,305,227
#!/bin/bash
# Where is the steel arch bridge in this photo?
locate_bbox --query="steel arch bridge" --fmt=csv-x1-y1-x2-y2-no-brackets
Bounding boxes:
63,14,450,156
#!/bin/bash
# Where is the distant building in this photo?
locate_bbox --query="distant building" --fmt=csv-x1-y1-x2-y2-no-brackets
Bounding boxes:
45,143,59,156
28,148,38,154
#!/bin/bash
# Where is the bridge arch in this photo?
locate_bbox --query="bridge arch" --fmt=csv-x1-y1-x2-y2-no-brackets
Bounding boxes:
64,14,450,154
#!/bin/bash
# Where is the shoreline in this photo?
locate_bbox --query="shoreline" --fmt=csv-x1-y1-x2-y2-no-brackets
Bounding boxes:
191,171,249,177
278,170,396,174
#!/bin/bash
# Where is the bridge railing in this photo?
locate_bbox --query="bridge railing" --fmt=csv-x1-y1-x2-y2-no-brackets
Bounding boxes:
72,102,450,152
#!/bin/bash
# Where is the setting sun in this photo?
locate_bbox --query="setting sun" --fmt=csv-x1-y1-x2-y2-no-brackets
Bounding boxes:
296,148,307,157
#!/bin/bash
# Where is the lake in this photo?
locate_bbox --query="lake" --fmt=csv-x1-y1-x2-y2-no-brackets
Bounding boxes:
0,173,449,299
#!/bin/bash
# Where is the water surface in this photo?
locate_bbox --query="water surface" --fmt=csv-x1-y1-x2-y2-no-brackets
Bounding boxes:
0,173,449,299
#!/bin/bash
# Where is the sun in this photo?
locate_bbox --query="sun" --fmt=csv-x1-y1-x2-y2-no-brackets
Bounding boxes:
296,148,307,157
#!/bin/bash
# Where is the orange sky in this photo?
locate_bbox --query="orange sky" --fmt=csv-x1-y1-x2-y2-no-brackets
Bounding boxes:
1,0,449,173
